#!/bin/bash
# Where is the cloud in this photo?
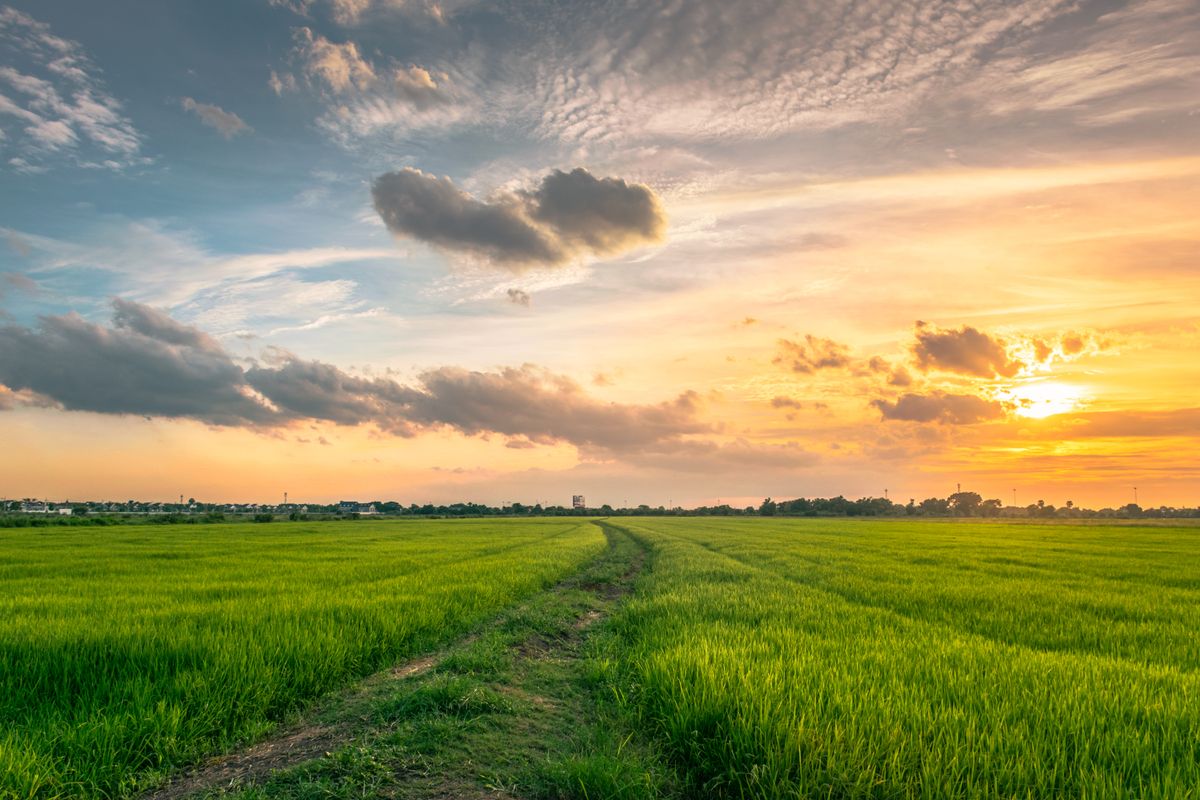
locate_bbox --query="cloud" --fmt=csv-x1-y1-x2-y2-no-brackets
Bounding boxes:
770,396,805,410
865,356,913,387
372,169,561,265
371,167,666,269
526,168,667,255
244,354,419,434
400,365,707,453
506,288,530,306
7,220,392,316
874,391,1007,424
181,97,251,138
774,335,852,373
110,297,224,351
912,322,1023,378
0,303,271,425
269,0,443,26
1020,330,1112,367
969,0,1200,128
291,27,376,93
529,0,1077,145
390,65,448,110
0,300,713,455
0,7,143,170
268,69,297,95
284,26,453,125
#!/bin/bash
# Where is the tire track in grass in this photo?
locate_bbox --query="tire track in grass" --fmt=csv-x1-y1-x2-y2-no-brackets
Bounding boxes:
146,522,656,800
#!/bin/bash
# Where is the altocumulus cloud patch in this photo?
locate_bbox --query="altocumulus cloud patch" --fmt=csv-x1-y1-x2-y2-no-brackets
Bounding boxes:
371,167,666,269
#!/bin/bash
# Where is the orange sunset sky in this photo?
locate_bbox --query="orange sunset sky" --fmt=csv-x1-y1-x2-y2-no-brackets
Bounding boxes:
1,0,1198,507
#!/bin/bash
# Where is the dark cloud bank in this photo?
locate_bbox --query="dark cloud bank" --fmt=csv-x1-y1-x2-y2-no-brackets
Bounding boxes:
0,300,815,467
371,167,666,268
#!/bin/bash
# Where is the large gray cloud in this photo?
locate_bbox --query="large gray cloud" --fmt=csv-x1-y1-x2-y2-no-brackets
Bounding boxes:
110,298,223,352
525,169,666,255
912,322,1023,378
244,355,420,434
874,391,1006,425
0,304,270,424
401,365,706,452
371,167,666,269
0,300,707,454
372,169,562,266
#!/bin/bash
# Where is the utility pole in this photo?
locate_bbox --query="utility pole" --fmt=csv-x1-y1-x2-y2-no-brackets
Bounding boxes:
884,488,889,500
1134,486,1139,505
1012,488,1017,507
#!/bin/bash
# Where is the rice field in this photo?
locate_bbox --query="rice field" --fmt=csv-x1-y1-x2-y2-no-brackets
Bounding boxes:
0,519,605,799
606,518,1200,799
4,517,1197,799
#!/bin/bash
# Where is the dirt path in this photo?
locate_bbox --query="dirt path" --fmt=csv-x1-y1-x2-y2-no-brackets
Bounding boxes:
145,522,647,800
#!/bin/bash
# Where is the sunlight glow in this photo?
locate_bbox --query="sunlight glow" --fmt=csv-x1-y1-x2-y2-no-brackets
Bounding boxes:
1007,381,1087,419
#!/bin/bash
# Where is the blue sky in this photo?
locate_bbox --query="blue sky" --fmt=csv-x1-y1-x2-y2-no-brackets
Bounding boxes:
1,0,1198,505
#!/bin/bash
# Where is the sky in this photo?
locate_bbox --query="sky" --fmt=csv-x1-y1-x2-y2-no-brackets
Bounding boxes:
0,0,1197,508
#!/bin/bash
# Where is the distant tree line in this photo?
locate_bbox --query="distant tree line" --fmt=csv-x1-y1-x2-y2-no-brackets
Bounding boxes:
759,492,1200,519
3,493,1198,526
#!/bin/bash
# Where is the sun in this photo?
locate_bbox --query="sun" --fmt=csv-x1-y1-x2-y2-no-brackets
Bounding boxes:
1007,381,1086,419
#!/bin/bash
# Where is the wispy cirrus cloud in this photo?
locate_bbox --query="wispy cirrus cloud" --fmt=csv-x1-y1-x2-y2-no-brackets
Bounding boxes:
1,221,393,330
965,0,1200,128
0,6,144,171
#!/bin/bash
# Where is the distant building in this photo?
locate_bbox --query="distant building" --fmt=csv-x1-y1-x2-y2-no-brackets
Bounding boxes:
338,501,379,515
572,495,586,510
20,501,49,514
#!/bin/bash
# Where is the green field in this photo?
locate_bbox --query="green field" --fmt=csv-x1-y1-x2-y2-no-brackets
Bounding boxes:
2,518,1197,799
609,518,1200,798
0,520,604,798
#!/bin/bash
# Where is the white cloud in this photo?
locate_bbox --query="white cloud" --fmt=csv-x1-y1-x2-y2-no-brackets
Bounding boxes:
522,0,1078,145
2,221,394,314
268,0,448,27
966,0,1200,127
279,26,473,143
0,7,144,170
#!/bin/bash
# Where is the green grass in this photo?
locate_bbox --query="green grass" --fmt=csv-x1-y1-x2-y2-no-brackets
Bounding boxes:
6,517,1198,800
603,518,1200,799
205,523,671,800
0,519,605,799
